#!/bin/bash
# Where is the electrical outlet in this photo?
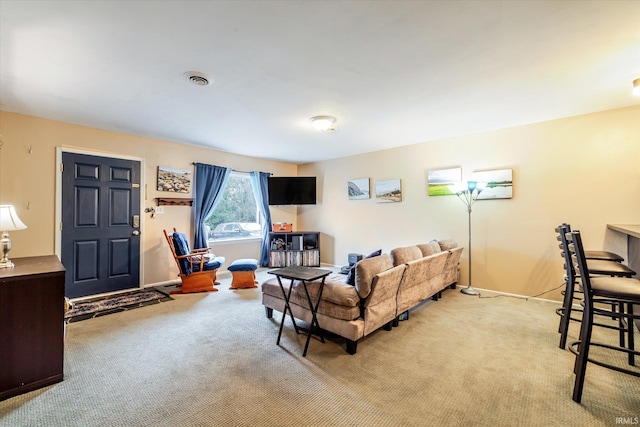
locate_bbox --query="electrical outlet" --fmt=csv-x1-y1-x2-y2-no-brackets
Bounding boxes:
155,206,164,214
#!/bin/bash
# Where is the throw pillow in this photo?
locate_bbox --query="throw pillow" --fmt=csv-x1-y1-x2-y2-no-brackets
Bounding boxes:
346,249,382,285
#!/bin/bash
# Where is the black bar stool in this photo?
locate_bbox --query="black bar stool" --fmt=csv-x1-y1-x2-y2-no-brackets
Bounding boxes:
565,230,640,403
562,223,624,262
555,224,635,349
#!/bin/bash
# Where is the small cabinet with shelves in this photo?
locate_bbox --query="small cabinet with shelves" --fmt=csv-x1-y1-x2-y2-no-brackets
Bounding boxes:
268,231,320,267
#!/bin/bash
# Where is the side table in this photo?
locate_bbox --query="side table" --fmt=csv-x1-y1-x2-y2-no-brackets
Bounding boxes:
268,266,332,356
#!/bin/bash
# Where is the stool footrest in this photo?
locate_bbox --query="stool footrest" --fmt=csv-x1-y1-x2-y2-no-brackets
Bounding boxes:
230,270,258,289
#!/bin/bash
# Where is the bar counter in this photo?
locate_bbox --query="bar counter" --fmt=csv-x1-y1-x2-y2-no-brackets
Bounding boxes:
607,224,640,272
607,224,640,329
607,224,640,240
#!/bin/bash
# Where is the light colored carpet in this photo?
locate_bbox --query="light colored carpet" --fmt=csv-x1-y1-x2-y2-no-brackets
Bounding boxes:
1,269,638,427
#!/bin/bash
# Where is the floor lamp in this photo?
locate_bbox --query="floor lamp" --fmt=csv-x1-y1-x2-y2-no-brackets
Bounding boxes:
452,181,486,295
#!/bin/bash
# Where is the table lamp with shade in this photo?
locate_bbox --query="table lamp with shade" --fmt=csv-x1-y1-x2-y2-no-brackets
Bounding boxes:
0,205,27,269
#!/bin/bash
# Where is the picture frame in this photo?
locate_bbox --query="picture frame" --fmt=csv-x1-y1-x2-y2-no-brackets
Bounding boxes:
348,178,370,200
427,167,462,196
472,169,513,199
157,166,192,193
375,179,402,203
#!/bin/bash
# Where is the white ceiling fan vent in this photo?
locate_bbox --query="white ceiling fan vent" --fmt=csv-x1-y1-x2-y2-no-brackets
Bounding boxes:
184,71,211,86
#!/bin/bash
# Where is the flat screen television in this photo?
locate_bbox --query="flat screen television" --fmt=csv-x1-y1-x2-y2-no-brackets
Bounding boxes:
268,176,317,205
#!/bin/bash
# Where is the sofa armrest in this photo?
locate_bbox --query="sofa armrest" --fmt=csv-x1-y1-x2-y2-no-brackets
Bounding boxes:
363,263,406,307
355,253,393,299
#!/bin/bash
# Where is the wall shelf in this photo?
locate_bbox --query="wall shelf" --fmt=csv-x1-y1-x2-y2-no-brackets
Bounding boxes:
156,197,193,206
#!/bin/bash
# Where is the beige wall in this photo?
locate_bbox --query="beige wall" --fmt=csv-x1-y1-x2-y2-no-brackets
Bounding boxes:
299,105,640,301
0,111,298,286
2,107,639,300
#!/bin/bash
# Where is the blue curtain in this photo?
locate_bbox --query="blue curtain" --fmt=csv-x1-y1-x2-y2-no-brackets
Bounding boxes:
193,163,231,249
250,171,273,266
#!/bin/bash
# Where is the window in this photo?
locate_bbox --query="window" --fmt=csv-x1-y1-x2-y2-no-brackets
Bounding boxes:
205,172,263,242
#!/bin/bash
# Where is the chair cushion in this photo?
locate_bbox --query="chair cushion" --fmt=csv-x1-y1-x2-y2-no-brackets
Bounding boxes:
171,231,223,275
172,232,192,274
590,276,640,300
228,258,258,272
198,256,226,271
586,259,635,277
192,256,225,273
584,250,624,262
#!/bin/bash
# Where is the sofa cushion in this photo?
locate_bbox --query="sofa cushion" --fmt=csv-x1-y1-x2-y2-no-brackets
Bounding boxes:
355,253,393,299
417,241,442,257
390,245,422,266
438,239,458,251
262,293,364,337
261,276,360,321
346,249,382,285
262,275,359,308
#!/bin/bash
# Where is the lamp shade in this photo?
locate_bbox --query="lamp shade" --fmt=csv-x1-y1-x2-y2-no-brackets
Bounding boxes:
0,205,27,231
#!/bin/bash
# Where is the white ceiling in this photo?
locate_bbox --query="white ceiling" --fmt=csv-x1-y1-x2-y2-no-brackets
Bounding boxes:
1,1,639,164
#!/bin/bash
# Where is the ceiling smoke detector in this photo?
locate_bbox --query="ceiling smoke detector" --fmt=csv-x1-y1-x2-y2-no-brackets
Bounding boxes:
184,71,211,86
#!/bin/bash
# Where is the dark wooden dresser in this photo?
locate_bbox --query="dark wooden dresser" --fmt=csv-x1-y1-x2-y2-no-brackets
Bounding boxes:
0,255,66,401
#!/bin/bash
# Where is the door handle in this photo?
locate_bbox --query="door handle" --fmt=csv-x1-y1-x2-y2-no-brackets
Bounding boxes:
132,230,140,236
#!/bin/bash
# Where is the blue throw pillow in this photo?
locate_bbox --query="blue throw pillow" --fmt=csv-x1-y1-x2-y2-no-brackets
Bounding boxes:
346,249,382,286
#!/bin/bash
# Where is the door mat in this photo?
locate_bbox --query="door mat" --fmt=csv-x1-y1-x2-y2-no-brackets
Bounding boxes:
65,288,173,323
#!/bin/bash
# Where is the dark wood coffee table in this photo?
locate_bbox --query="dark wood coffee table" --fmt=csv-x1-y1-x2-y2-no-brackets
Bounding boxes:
268,266,332,356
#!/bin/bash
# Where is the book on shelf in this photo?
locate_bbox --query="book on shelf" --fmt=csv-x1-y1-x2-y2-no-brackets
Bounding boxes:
269,252,287,267
290,235,303,251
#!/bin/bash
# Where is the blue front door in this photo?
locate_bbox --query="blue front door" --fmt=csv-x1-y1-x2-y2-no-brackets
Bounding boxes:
61,152,141,298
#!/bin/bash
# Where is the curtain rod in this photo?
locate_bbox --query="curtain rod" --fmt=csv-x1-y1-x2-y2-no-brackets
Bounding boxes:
191,162,271,175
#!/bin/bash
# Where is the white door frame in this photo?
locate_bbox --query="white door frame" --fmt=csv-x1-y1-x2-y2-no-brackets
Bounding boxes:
55,147,146,293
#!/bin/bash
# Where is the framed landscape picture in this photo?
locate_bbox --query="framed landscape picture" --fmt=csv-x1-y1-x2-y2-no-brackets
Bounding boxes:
375,179,402,203
348,178,370,200
157,166,192,193
472,169,513,199
427,167,462,196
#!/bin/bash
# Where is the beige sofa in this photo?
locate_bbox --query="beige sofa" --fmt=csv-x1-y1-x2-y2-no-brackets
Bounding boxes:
261,240,461,354
391,239,463,321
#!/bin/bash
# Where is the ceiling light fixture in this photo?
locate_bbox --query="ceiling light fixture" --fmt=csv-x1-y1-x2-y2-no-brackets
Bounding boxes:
184,71,211,87
633,77,640,96
309,115,336,132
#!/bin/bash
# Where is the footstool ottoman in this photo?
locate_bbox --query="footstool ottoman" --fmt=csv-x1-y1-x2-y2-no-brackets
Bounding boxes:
228,258,259,289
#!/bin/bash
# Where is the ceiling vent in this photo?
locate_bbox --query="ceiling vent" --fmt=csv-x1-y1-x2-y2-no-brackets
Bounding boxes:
184,71,211,86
